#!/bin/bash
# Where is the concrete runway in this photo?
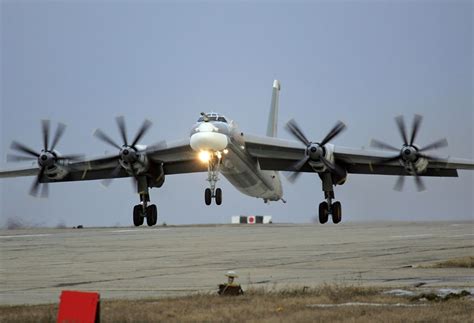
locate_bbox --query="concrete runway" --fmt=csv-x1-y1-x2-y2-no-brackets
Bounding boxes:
0,222,473,305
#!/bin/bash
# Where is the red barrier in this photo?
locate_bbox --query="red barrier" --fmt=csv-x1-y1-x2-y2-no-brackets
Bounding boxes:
57,290,100,323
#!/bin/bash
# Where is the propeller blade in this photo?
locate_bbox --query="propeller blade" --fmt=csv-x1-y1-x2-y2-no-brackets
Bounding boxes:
414,173,426,192
130,177,138,193
286,119,311,146
57,154,85,161
395,115,409,146
116,116,128,146
41,183,49,198
50,123,67,151
393,175,405,191
370,139,400,152
419,138,448,152
10,141,40,158
129,166,139,191
101,164,123,187
130,165,137,178
288,155,310,172
418,153,448,163
320,121,346,146
30,166,46,197
94,129,122,150
6,154,37,162
410,162,426,192
375,155,401,165
320,156,346,178
42,120,50,151
284,170,303,184
409,114,422,146
145,140,167,154
131,119,152,148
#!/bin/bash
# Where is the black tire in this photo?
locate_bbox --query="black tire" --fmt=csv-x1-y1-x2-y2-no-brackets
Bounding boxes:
205,188,212,205
215,188,222,205
332,201,342,224
319,202,329,224
133,205,144,227
146,205,158,226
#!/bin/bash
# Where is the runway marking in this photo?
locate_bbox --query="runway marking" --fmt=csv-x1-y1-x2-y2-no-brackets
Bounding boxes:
109,229,170,233
0,234,52,239
306,302,428,308
447,233,474,238
390,234,433,239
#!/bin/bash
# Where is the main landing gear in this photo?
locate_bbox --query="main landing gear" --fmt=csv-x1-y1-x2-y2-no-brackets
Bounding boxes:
318,173,342,224
204,152,223,206
205,187,222,205
132,177,158,227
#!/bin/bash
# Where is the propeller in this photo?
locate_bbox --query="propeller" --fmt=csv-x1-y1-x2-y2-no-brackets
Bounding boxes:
370,114,448,192
93,116,152,187
285,119,346,183
7,120,82,197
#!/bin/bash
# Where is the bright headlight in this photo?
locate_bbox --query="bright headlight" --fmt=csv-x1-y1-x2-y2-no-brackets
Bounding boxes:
198,151,211,163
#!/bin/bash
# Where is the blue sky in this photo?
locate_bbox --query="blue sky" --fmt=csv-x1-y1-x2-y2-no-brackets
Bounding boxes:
1,1,472,227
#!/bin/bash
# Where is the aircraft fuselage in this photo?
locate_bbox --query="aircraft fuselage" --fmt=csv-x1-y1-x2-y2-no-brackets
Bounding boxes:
190,114,282,202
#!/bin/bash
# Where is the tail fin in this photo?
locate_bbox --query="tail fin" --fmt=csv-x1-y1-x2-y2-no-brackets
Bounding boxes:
266,80,280,137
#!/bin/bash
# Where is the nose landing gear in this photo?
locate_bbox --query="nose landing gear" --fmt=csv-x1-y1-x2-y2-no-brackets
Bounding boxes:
205,187,222,205
204,153,223,206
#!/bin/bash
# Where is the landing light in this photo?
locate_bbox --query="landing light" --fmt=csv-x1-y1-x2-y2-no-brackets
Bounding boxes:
199,151,211,163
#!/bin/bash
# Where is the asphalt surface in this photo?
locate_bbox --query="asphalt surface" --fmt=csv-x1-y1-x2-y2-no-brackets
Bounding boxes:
0,222,473,305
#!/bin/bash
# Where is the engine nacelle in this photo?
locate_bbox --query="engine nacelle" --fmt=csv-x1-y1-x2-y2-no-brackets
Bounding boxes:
118,144,150,175
43,163,69,181
402,156,429,175
147,162,165,188
332,170,347,186
39,150,70,182
308,143,336,172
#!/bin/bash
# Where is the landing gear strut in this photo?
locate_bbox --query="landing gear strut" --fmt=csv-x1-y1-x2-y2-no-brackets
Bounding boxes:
318,173,342,224
204,154,223,206
132,176,158,227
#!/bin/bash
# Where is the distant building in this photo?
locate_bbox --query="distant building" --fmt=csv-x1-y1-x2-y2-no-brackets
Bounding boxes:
231,215,272,224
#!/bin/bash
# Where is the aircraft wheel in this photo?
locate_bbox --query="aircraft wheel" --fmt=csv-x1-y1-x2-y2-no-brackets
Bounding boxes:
215,188,222,205
332,201,342,224
146,205,158,226
205,188,212,206
133,205,144,227
319,202,329,224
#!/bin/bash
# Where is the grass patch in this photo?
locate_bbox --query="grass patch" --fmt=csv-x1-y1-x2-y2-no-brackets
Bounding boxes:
421,256,474,268
0,284,472,323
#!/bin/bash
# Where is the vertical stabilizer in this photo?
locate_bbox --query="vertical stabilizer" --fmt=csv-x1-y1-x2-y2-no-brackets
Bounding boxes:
266,80,280,137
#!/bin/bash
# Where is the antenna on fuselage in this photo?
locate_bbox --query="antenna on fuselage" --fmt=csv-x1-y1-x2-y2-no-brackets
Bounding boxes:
200,112,209,122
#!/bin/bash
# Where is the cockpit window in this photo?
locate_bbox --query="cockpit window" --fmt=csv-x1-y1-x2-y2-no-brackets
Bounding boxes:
197,114,228,123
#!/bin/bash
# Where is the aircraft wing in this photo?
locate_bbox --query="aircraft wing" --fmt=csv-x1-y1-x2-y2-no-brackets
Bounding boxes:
244,134,474,177
0,139,205,183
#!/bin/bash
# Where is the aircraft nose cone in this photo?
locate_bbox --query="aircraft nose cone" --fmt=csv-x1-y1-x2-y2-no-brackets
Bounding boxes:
404,149,411,155
197,122,216,133
190,131,228,152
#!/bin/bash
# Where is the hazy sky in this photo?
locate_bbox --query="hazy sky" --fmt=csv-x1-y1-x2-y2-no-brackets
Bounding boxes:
1,1,473,227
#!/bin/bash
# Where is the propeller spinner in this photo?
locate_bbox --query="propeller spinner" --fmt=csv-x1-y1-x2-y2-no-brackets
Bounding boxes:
7,120,82,197
93,116,152,187
370,114,448,191
285,119,346,183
